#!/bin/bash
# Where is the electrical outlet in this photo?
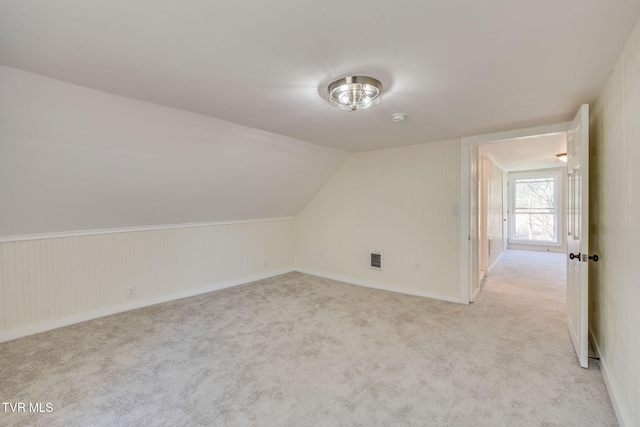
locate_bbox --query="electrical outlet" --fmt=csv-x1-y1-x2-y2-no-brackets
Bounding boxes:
127,287,136,298
415,262,422,271
263,259,268,268
321,250,326,259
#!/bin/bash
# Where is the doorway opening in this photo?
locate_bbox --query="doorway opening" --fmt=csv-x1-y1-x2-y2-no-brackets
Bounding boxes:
459,122,571,303
460,105,591,368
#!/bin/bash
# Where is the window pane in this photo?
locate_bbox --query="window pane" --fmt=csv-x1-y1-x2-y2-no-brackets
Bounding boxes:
514,178,555,211
514,213,556,241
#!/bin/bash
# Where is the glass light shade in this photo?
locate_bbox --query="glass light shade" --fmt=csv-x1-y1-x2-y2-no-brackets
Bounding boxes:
556,153,568,162
327,76,382,111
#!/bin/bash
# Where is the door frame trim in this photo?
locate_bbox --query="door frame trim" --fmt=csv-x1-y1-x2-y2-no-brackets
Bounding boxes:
459,121,571,303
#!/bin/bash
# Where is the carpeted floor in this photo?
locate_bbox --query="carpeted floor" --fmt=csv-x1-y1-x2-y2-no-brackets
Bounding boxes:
0,250,616,426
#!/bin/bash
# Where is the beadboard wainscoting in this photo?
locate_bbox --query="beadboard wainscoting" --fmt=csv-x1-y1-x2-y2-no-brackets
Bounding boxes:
0,218,294,342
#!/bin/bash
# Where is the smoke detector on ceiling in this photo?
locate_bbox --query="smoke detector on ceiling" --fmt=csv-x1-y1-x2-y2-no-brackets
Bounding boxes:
391,113,407,123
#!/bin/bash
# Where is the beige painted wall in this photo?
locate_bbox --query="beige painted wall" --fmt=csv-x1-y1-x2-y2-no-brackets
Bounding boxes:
294,139,462,302
0,219,294,341
589,17,640,427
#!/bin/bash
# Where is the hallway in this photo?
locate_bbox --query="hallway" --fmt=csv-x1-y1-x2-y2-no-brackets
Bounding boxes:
480,249,566,308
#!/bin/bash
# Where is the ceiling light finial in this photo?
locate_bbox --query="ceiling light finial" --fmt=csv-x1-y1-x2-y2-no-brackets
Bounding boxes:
327,76,382,111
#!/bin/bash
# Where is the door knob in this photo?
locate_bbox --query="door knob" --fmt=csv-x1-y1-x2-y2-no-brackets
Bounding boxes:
569,253,599,262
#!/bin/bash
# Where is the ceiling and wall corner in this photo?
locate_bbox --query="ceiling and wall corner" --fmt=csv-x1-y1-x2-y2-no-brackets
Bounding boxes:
479,133,568,172
1,1,640,152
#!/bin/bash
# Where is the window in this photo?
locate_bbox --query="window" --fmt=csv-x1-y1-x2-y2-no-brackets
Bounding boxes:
509,170,563,245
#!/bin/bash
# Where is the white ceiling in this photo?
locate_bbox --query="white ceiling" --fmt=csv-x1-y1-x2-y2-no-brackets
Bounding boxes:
479,133,568,172
1,1,639,152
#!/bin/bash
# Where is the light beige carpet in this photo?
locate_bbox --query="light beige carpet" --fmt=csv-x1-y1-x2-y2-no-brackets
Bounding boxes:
0,250,616,426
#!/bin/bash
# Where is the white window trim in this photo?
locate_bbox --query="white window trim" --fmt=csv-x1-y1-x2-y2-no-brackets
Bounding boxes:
508,169,564,247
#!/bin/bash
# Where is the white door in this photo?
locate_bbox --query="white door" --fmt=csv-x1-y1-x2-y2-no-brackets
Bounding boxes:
469,145,480,302
502,172,508,251
566,104,590,368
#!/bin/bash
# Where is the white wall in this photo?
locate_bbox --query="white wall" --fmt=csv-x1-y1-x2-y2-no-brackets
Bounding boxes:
0,66,349,237
478,154,505,273
294,139,462,302
485,157,504,270
589,17,640,427
0,219,294,342
479,156,489,273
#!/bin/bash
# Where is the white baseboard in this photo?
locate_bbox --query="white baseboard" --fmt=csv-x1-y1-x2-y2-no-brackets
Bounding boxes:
507,243,565,253
2,267,463,342
0,268,293,343
487,251,505,275
589,327,628,427
471,287,481,302
295,268,464,304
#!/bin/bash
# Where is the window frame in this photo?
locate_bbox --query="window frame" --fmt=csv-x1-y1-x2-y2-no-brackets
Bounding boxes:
508,169,563,247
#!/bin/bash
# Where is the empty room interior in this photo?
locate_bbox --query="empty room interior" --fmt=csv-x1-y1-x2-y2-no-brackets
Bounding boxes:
1,2,639,426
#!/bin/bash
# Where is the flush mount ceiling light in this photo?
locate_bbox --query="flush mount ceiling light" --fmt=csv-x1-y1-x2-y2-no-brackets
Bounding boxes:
327,76,382,111
556,153,568,162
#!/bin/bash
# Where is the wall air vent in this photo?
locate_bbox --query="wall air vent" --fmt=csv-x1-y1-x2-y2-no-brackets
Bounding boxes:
370,250,383,270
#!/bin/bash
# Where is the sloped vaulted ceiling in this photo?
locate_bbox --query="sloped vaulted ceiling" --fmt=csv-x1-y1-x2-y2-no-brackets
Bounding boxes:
0,67,349,236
